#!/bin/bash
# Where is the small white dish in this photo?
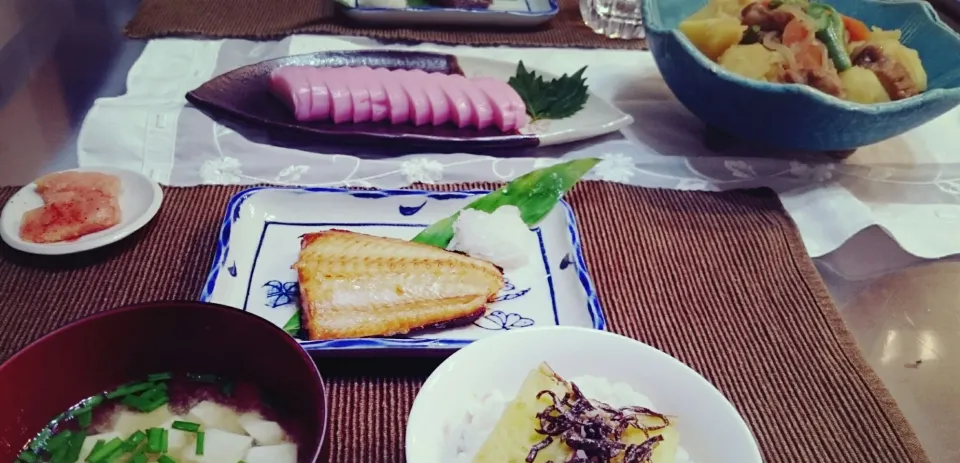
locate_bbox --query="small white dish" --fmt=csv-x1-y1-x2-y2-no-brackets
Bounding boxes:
338,0,559,28
200,187,605,354
0,167,163,255
406,326,762,463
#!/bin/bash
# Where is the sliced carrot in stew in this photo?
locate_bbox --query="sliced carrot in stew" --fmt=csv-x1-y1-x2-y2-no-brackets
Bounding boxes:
782,19,823,70
782,19,811,46
842,15,870,42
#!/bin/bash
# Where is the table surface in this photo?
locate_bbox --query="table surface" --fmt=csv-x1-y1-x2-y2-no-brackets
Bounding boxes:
0,0,957,461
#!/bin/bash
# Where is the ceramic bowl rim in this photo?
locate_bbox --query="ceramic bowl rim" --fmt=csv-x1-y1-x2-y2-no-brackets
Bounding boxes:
406,325,763,462
642,0,960,114
0,300,329,463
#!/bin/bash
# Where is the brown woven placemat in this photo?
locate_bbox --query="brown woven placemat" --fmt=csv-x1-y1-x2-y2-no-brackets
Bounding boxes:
0,182,926,463
123,0,646,49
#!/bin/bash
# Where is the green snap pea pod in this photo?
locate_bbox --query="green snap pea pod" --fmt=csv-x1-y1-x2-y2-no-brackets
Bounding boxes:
410,157,601,249
807,3,852,71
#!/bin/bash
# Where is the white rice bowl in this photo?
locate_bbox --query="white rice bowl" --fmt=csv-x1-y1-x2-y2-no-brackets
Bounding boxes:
445,375,693,463
406,327,761,463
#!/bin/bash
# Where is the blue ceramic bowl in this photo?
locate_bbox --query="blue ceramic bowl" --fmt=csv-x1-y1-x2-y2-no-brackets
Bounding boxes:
642,0,960,151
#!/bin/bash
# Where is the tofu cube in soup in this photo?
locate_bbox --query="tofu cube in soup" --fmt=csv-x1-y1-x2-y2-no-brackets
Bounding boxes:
244,443,299,463
113,405,174,436
160,418,197,452
77,432,120,462
187,400,246,434
238,412,288,445
181,429,253,463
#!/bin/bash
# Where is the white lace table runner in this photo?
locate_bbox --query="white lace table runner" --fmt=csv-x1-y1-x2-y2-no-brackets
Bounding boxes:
77,35,960,272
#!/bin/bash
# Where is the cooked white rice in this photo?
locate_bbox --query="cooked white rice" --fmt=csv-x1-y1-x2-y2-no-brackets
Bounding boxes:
445,375,692,463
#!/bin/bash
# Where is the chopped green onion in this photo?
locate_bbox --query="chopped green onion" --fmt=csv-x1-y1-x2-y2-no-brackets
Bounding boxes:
17,450,38,462
121,395,145,409
107,382,156,399
124,430,146,450
138,385,168,403
186,373,219,383
77,410,92,428
87,439,106,459
131,451,147,463
171,421,201,433
121,383,170,412
195,432,205,456
86,437,123,462
101,446,126,463
140,395,170,413
161,428,169,453
73,395,105,417
50,443,69,463
46,430,73,452
157,455,177,463
147,372,173,381
146,428,164,453
64,431,87,463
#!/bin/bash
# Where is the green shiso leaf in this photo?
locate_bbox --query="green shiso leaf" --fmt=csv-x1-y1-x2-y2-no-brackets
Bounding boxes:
282,311,301,337
508,61,590,121
410,158,600,249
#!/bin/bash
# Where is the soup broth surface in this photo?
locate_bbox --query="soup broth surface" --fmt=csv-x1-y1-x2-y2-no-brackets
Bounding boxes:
16,372,299,463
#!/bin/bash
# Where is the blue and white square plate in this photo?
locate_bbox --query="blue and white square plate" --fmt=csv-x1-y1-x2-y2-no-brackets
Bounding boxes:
200,187,605,355
336,0,559,28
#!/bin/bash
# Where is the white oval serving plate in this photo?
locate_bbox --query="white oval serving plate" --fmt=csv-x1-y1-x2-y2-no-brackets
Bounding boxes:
0,167,163,255
406,326,762,463
186,50,633,151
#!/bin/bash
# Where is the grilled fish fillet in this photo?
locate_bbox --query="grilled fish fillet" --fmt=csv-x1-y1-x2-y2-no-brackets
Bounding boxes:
294,229,505,340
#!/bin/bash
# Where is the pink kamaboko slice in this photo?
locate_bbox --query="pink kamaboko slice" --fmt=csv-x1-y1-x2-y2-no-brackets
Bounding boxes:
267,65,529,131
421,74,450,126
346,67,374,123
473,77,528,131
376,68,411,124
367,70,390,123
309,77,332,121
270,67,314,121
399,70,433,127
436,74,474,129
325,70,354,124
458,77,495,130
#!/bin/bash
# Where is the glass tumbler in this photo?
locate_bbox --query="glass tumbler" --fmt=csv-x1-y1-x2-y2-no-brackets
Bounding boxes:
580,0,645,40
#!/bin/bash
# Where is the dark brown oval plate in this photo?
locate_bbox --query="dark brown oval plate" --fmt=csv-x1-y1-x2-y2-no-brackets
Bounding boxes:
185,50,540,153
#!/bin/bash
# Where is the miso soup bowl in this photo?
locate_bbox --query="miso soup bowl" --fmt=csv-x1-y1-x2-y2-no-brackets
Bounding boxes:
0,301,329,462
642,0,960,151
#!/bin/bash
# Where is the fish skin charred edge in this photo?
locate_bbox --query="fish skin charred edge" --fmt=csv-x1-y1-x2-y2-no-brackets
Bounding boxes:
297,230,502,279
309,299,489,340
295,229,505,340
